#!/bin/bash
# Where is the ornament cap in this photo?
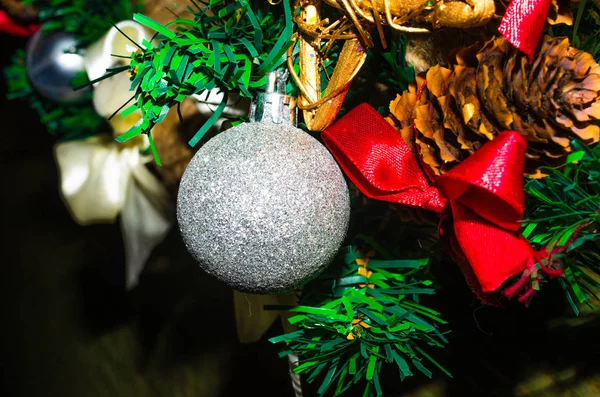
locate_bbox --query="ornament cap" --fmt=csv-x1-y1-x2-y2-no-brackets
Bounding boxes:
249,70,297,125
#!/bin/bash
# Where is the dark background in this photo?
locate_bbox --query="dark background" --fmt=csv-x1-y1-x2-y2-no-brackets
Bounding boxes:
2,33,600,397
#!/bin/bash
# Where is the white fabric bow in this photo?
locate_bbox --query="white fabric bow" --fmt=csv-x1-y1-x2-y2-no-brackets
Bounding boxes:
53,20,173,289
55,135,173,289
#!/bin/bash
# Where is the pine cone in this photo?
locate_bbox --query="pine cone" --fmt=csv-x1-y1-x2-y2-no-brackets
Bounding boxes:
388,36,600,177
547,0,578,26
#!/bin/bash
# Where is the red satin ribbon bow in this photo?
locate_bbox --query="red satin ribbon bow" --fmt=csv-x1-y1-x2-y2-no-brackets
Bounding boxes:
499,0,552,61
322,103,552,302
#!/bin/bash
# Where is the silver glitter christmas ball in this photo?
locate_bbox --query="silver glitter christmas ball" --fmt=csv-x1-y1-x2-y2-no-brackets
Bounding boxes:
177,122,350,294
26,30,90,103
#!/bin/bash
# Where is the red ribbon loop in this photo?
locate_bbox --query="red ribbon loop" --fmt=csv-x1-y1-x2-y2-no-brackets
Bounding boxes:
322,103,446,214
499,0,552,61
322,103,540,298
435,131,527,233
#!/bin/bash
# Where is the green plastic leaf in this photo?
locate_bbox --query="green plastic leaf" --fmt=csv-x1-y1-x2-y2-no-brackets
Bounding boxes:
134,13,176,39
558,278,580,315
116,124,142,143
373,362,383,397
256,0,292,74
358,308,387,325
147,131,162,166
391,349,412,380
522,223,538,239
411,359,432,378
349,353,359,375
366,352,377,380
568,234,597,251
564,266,587,303
268,330,304,344
306,362,328,384
268,242,450,396
317,357,340,395
415,346,452,378
188,92,228,146
334,365,349,396
341,296,354,318
369,258,427,269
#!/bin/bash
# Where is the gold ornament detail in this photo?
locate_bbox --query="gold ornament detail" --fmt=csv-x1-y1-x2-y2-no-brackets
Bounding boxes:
288,0,367,131
330,0,496,34
288,0,497,131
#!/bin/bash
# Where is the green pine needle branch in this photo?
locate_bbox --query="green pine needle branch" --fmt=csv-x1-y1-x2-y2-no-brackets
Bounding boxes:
270,244,450,397
94,0,294,164
4,50,107,141
373,29,415,95
24,0,139,47
522,140,600,314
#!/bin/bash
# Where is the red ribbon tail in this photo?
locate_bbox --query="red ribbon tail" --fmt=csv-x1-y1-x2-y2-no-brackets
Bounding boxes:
504,224,588,304
503,250,564,305
439,207,503,306
498,0,552,61
436,132,534,294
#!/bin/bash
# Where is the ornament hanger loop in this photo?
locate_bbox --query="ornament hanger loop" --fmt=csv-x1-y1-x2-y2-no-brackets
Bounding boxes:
249,70,297,125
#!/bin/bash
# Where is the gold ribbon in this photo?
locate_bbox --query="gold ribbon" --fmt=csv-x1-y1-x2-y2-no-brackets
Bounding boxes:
290,0,368,131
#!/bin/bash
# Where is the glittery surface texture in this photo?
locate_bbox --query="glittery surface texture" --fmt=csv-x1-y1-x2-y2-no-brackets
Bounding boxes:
177,123,350,294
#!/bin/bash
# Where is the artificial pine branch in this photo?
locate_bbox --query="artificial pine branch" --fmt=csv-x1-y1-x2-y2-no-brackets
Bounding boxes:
87,0,294,163
4,0,137,139
373,29,415,95
270,243,450,397
23,0,139,46
523,141,600,314
4,50,107,140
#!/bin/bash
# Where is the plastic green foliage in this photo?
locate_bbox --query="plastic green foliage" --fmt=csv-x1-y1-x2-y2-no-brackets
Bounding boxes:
105,0,293,162
377,30,415,94
269,244,450,397
4,50,106,141
4,0,126,140
24,0,139,46
523,141,600,313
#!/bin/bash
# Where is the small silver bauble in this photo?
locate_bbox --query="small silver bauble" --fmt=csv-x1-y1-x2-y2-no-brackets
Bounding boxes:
178,75,350,294
26,29,90,103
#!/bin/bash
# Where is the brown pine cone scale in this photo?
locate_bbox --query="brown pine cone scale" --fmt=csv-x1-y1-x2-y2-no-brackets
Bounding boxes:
389,36,600,178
